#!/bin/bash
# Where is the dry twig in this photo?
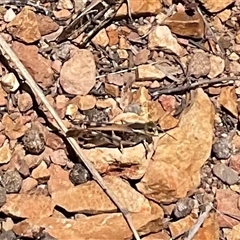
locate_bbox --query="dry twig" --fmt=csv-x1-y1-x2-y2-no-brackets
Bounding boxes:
0,34,141,240
183,203,212,240
150,76,239,98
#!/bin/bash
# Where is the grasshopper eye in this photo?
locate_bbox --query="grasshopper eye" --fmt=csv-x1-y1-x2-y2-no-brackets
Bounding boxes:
145,122,158,135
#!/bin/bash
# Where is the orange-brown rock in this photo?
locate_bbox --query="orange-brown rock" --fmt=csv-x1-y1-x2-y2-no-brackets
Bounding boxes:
199,0,235,13
1,194,54,219
47,164,73,194
137,89,215,203
219,86,238,118
142,231,170,240
7,7,41,43
148,26,183,56
82,143,149,179
117,0,162,16
2,113,28,140
164,10,204,39
20,177,38,193
216,189,240,227
36,15,59,36
60,49,96,95
169,215,196,239
12,41,54,89
193,213,219,240
52,176,157,214
13,201,163,239
31,161,50,183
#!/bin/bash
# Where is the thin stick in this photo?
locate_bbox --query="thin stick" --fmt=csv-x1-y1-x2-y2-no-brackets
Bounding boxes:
0,34,141,240
183,203,212,240
150,77,238,97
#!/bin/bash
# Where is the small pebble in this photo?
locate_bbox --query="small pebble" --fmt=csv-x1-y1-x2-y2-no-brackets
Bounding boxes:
1,73,20,93
1,170,22,193
52,42,71,61
69,163,91,185
212,138,232,159
0,230,16,240
4,8,16,23
83,108,109,122
173,197,194,219
22,128,45,154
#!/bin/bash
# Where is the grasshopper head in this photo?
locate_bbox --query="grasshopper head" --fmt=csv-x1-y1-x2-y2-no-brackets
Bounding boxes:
144,122,158,136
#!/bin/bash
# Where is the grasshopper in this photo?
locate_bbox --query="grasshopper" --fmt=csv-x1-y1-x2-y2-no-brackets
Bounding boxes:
66,121,160,150
56,0,125,45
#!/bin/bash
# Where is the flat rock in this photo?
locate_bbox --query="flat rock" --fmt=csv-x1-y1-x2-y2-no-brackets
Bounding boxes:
134,49,150,65
193,213,219,240
20,177,38,193
107,30,119,46
47,164,73,194
13,201,163,239
31,161,50,183
50,149,68,166
36,15,59,36
199,0,235,13
52,176,155,214
4,8,16,23
57,0,73,9
216,189,240,227
77,95,97,110
12,41,54,89
54,9,71,20
230,155,240,173
17,92,33,112
1,72,20,93
60,49,96,95
2,114,28,140
212,137,232,159
1,194,54,219
213,163,239,185
148,26,183,56
137,64,165,80
45,132,64,150
2,217,14,232
92,28,109,47
137,89,215,203
117,0,162,16
169,215,195,239
142,231,170,240
219,86,238,118
208,55,225,78
81,144,149,179
188,52,210,78
24,147,53,169
164,10,204,39
7,7,41,43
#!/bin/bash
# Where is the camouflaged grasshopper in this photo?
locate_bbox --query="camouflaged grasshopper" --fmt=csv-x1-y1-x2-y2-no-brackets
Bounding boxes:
66,121,160,150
